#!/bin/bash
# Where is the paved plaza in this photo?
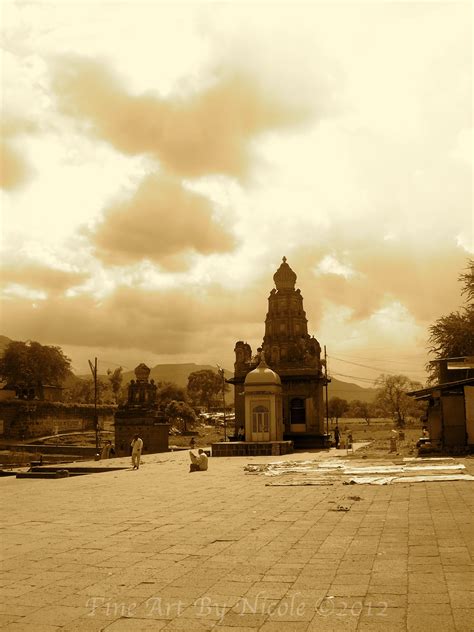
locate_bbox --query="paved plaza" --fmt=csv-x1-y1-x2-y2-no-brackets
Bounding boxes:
0,448,473,632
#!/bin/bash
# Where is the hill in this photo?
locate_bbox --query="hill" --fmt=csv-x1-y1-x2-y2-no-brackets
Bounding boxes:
1,336,377,403
327,376,377,403
122,363,377,403
121,363,233,388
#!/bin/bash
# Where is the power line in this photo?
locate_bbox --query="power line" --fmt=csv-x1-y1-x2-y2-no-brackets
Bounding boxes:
330,352,426,364
328,355,426,376
330,371,377,384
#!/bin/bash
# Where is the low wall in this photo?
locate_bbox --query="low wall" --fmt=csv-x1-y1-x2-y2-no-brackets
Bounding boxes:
212,441,293,457
115,414,169,456
0,401,116,440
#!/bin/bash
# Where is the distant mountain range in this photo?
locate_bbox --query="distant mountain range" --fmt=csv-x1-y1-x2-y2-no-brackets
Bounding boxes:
1,336,377,402
120,363,377,403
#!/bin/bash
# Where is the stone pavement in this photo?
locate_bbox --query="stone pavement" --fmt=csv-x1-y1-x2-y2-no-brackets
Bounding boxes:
0,448,473,632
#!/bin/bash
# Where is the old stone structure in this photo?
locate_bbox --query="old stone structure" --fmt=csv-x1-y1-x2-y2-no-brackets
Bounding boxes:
114,364,169,456
243,356,283,442
231,257,328,448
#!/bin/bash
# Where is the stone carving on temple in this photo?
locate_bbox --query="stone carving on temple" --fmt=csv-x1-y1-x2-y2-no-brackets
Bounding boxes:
124,364,157,409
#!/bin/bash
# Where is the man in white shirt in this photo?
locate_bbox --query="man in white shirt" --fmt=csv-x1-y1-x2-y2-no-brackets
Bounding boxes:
189,449,208,472
130,434,143,469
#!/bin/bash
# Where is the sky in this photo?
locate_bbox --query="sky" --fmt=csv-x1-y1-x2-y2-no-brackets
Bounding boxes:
1,0,472,388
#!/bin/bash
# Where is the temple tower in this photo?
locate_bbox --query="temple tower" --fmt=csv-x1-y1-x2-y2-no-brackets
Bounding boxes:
231,257,327,448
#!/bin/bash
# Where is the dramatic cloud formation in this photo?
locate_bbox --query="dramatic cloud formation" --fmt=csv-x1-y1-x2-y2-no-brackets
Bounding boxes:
89,173,236,268
1,245,468,379
0,263,88,295
52,56,308,179
1,3,471,383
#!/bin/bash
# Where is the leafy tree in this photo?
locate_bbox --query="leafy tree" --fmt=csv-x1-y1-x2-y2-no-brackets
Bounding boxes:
157,382,187,409
459,259,474,303
187,369,228,411
328,397,349,424
164,400,196,433
375,374,424,427
348,399,375,424
0,340,71,390
107,367,123,403
67,377,109,404
428,259,474,382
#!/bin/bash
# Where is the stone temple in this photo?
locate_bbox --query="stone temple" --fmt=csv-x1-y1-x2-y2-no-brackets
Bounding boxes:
230,257,328,449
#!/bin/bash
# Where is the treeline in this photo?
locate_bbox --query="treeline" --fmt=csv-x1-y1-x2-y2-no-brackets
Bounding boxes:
328,374,425,427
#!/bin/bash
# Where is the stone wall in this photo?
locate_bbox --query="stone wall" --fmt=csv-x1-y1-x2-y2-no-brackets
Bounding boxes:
114,415,169,456
0,401,116,440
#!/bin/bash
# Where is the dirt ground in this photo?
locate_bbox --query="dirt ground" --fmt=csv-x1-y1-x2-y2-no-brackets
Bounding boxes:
332,417,423,459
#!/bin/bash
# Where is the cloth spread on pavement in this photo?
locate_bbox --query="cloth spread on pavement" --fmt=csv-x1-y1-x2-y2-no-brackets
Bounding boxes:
245,459,474,485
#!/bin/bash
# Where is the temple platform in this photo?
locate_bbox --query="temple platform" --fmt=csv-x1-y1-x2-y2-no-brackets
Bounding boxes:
212,441,293,456
284,432,331,449
211,440,293,457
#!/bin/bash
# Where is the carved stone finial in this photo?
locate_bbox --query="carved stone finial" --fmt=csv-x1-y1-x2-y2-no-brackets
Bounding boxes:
273,257,297,291
134,363,151,382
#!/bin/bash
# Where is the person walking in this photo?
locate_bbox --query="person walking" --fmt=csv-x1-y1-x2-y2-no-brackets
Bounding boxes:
130,434,143,469
334,424,340,449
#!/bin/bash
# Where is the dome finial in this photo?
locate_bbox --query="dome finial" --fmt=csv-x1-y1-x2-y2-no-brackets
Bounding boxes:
273,257,297,291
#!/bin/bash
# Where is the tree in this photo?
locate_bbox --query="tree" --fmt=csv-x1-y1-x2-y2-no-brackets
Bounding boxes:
157,382,187,409
187,369,227,411
428,259,474,381
328,397,349,424
67,377,109,404
0,340,72,389
375,374,424,427
107,367,123,403
164,400,196,433
348,399,375,425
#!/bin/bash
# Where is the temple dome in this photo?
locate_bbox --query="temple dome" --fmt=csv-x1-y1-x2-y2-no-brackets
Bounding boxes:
245,357,281,385
273,256,297,291
134,363,151,382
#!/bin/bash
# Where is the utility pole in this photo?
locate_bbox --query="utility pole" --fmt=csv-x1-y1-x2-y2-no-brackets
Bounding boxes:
324,346,330,438
88,357,99,452
217,365,227,441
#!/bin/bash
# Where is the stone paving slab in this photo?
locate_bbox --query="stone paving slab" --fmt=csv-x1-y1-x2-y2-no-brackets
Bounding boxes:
0,449,473,631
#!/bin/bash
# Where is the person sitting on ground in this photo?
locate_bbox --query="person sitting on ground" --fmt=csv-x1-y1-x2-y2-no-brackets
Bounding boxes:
101,440,113,459
189,448,208,472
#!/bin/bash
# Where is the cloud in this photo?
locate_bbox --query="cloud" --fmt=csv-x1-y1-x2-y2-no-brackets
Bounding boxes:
0,263,88,294
0,118,36,190
52,56,309,178
291,242,469,326
0,283,264,362
2,245,468,352
89,173,236,267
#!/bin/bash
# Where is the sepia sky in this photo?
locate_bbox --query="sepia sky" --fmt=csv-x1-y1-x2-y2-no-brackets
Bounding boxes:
1,0,472,387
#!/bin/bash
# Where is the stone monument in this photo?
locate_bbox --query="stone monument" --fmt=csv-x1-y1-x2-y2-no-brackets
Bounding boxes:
114,363,169,456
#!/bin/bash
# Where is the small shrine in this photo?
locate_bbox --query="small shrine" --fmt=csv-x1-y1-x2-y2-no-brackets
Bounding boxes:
244,355,283,442
114,363,169,456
